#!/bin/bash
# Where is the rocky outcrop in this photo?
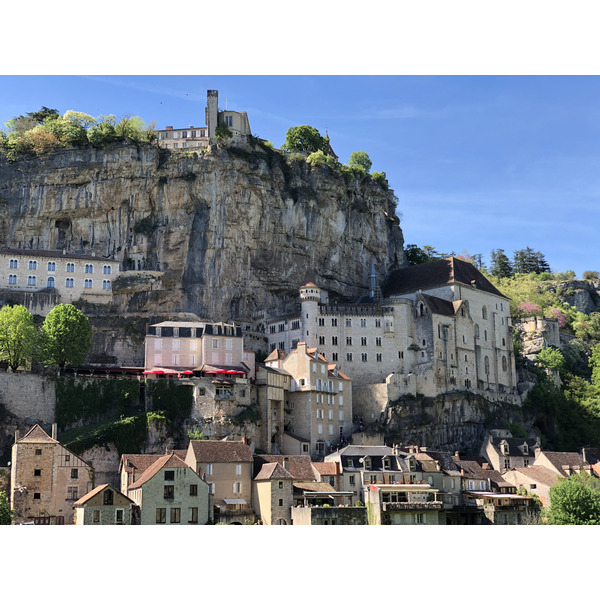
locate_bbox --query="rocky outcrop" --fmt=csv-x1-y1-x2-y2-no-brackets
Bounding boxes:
550,279,600,314
0,140,405,321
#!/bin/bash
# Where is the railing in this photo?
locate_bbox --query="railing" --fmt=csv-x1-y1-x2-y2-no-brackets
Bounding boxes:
383,501,443,511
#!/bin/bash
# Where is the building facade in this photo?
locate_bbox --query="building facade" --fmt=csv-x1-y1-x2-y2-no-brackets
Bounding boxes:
74,484,136,525
0,248,119,310
10,424,94,524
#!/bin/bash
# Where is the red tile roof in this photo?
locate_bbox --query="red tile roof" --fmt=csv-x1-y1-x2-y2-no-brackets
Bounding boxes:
17,424,58,444
188,440,253,463
128,452,192,490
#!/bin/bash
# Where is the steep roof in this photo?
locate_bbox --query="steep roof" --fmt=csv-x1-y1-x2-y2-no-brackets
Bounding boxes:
421,293,457,317
293,481,337,494
74,483,133,506
264,348,288,363
120,451,187,475
188,440,253,463
128,452,192,490
17,424,58,444
491,437,539,457
536,450,590,477
382,257,507,299
254,462,294,481
413,451,462,476
253,455,316,480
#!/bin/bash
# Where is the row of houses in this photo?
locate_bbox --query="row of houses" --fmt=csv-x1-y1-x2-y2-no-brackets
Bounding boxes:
8,422,599,525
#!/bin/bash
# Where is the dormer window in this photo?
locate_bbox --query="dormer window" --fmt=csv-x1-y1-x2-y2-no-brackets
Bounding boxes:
364,458,372,470
501,441,509,455
523,442,528,454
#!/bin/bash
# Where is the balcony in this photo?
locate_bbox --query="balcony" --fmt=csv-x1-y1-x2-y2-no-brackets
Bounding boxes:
382,501,443,512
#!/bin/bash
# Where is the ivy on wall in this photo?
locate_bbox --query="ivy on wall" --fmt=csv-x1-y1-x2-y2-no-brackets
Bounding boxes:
55,376,140,430
145,380,193,422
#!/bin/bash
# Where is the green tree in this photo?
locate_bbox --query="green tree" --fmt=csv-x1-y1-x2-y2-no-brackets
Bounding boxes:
87,115,117,146
535,347,566,373
281,125,327,153
348,151,372,174
405,244,442,265
40,304,93,369
590,343,600,388
0,491,13,525
547,472,600,524
0,304,37,372
214,123,233,141
490,249,513,278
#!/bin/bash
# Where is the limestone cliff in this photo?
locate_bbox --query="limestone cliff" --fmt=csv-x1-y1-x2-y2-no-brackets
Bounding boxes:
0,139,405,321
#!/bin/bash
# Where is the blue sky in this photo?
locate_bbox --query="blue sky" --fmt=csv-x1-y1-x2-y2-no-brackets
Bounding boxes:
1,74,598,277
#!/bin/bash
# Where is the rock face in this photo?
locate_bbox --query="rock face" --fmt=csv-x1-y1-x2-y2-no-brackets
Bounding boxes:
551,279,600,314
0,140,405,321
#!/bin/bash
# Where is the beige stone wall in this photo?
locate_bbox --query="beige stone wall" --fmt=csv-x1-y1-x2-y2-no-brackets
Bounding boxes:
253,479,293,525
11,438,93,524
0,372,56,424
188,459,252,509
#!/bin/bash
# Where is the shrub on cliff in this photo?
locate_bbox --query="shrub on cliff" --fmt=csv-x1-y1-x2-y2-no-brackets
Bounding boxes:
0,304,37,371
281,125,327,153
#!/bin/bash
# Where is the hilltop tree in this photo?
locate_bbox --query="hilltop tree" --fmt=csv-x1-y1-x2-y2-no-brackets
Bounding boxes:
490,249,513,278
405,244,442,265
348,151,372,174
513,247,551,274
40,304,93,369
281,125,327,153
0,304,37,372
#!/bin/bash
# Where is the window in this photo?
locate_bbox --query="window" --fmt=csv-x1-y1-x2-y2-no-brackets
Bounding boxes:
34,469,41,477
190,484,198,496
361,319,367,327
206,464,213,475
346,337,352,346
93,510,100,523
9,259,18,269
66,277,74,287
103,489,114,505
68,486,78,500
8,274,16,285
84,279,92,288
103,265,111,274
164,470,175,481
375,337,382,346
28,260,37,270
65,455,70,462
331,318,338,326
236,464,242,476
47,277,55,288
103,280,111,289
317,409,324,419
415,513,425,524
35,448,42,455
71,468,78,479
233,482,241,494
331,336,338,346
47,261,56,271
349,475,355,486
484,330,488,341
361,337,367,346
212,339,218,349
482,306,488,319
319,336,325,345
318,317,325,326
116,509,123,524
346,352,353,362
361,353,368,362
156,508,166,524
502,356,508,372
66,262,75,272
27,276,36,286
346,318,352,327
164,485,174,499
484,356,490,375
84,264,93,274
225,115,233,126
170,508,181,523
189,507,199,523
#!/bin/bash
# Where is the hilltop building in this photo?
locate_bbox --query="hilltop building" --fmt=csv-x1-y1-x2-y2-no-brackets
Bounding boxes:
156,89,252,150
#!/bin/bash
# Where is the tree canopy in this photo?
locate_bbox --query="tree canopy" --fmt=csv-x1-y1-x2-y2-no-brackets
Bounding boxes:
0,304,37,371
547,472,600,524
281,125,327,153
40,304,93,369
348,151,372,174
0,491,13,525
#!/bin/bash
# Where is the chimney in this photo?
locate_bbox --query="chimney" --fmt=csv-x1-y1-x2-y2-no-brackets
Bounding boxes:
14,430,19,443
51,423,57,440
166,126,173,130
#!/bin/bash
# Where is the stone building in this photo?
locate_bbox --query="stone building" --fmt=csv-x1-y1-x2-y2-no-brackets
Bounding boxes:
156,89,252,150
264,258,519,420
126,451,211,525
0,248,119,313
184,439,254,524
261,342,353,459
74,483,136,525
10,424,94,524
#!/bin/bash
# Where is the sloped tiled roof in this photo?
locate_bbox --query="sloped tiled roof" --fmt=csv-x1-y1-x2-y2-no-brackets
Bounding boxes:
120,451,186,475
537,450,589,477
188,440,253,463
254,462,294,481
74,483,133,506
312,462,338,476
129,452,192,490
492,437,539,457
413,451,462,476
382,257,507,299
264,349,288,363
421,294,457,317
508,466,562,488
253,455,316,480
293,481,337,494
17,424,58,444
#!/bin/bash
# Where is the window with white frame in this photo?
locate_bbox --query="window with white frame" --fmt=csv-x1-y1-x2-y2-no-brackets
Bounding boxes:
103,280,111,289
66,278,74,287
47,261,56,271
206,464,213,475
236,464,242,475
9,259,18,269
84,279,92,288
66,262,75,272
103,265,111,274
233,481,241,494
28,260,37,270
27,275,36,285
47,277,55,288
8,274,16,285
85,264,93,274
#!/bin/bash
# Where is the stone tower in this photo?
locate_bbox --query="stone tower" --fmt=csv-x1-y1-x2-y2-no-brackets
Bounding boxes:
300,282,321,344
206,90,219,140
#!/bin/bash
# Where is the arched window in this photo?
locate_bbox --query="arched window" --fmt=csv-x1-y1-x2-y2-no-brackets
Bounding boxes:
482,306,487,320
27,275,36,286
475,324,480,338
502,356,508,372
419,303,425,317
484,355,490,375
47,276,55,288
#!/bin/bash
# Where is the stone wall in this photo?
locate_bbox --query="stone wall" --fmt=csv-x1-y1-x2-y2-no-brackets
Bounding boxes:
0,371,55,424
